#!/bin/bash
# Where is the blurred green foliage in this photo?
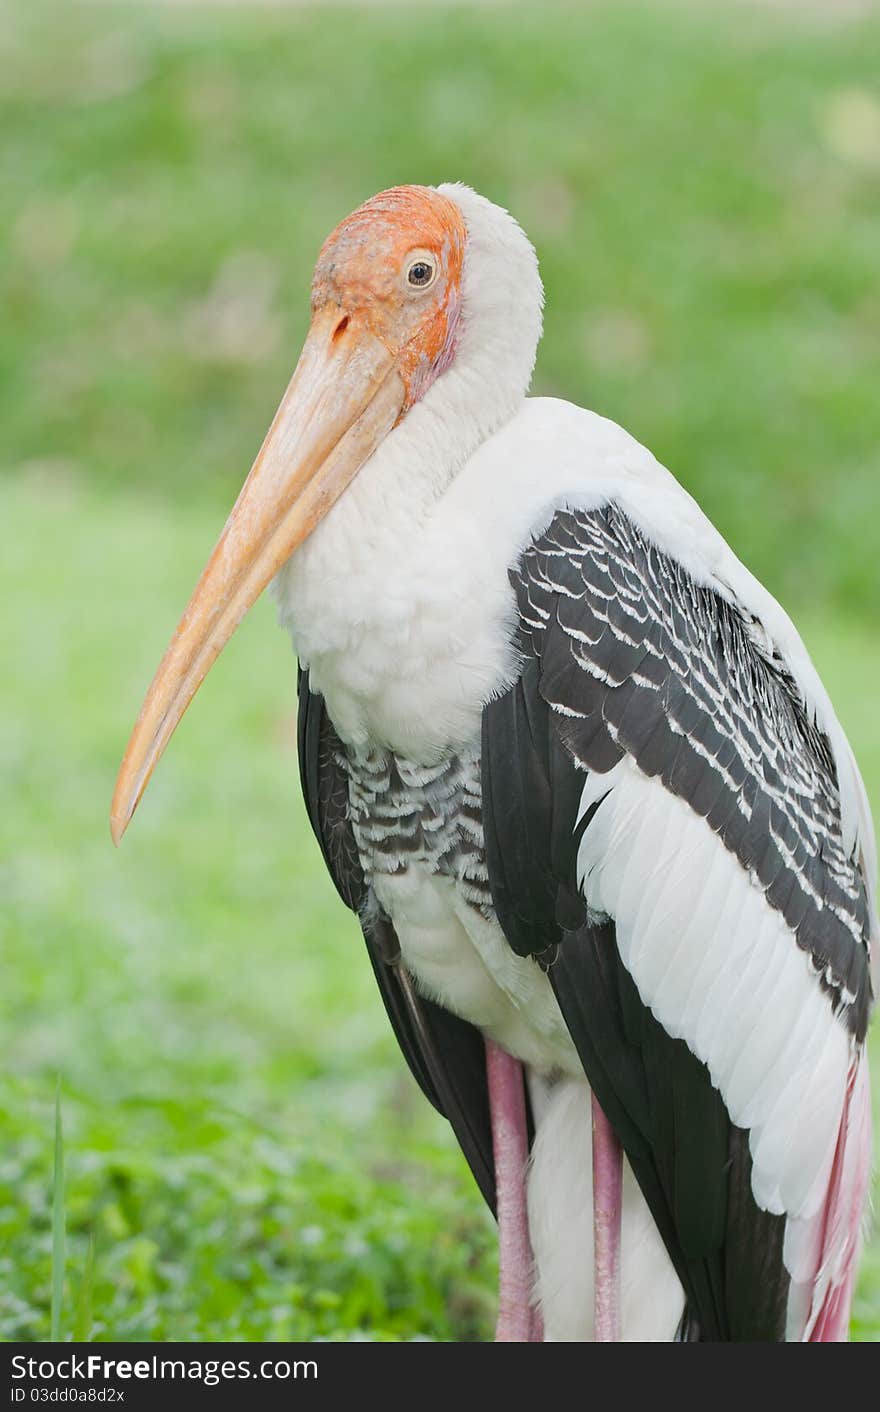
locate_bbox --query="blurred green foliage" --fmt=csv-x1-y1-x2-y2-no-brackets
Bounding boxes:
0,479,497,1341
1,0,878,1342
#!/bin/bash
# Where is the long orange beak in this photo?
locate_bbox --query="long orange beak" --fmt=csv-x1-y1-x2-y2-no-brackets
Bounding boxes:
110,307,405,844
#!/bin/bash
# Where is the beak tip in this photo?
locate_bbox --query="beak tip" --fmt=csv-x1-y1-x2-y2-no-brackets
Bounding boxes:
109,784,134,847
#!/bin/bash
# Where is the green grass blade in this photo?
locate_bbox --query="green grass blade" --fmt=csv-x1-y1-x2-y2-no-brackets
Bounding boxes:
50,1082,65,1343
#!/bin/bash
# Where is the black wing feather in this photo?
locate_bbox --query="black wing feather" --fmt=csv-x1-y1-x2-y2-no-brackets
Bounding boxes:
506,505,872,1036
481,502,872,1340
296,668,497,1212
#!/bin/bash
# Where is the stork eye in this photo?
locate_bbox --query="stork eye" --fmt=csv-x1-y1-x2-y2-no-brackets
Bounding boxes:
407,258,436,289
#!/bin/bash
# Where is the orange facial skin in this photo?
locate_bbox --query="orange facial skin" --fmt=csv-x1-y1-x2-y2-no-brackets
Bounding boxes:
312,185,467,411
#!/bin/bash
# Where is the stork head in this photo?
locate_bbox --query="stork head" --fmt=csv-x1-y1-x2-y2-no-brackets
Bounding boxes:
111,183,541,843
311,185,466,412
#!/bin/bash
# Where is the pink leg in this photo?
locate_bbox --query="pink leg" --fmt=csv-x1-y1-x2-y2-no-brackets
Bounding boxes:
485,1038,537,1342
591,1091,623,1341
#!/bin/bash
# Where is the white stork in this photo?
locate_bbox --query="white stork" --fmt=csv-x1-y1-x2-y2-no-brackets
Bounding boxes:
111,184,876,1342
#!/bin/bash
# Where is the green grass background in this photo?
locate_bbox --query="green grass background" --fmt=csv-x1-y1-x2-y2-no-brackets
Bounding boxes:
1,0,878,1341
